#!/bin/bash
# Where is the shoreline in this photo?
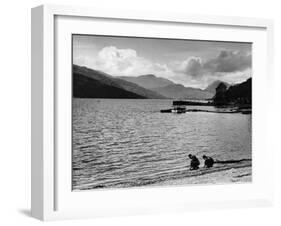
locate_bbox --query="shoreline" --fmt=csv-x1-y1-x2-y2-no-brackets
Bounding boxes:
73,166,252,191
161,108,252,114
153,166,252,187
73,160,252,190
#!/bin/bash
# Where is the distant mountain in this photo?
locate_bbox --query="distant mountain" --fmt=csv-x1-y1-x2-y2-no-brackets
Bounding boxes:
113,77,165,99
213,78,251,106
151,84,214,100
73,65,165,99
204,80,230,94
119,74,215,100
118,74,174,89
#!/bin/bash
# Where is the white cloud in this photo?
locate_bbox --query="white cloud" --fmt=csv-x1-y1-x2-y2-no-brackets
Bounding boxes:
95,46,150,76
176,50,252,77
73,46,251,89
74,46,175,79
204,50,251,73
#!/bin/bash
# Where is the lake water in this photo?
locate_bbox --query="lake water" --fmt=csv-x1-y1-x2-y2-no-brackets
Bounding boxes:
72,98,252,190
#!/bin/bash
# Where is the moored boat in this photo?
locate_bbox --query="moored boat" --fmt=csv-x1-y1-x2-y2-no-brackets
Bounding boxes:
171,106,186,114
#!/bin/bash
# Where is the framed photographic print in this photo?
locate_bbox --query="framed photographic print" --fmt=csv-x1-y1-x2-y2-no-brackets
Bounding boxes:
31,4,274,221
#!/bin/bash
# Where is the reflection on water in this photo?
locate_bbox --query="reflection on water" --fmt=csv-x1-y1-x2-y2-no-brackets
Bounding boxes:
72,99,252,190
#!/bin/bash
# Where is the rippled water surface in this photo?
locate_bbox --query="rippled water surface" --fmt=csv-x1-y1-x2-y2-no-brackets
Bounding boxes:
72,99,252,190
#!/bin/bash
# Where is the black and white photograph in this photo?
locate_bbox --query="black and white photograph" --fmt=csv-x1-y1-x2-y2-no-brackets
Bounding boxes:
72,35,252,191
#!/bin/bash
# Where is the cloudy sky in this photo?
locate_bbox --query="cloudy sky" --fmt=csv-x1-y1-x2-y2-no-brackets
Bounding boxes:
73,35,252,89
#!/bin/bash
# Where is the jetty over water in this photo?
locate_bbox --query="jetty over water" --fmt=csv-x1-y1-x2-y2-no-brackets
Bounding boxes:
161,100,252,114
173,100,212,106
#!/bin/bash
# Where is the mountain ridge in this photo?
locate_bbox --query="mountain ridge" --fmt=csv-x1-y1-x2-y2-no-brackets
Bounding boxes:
204,80,230,94
118,74,174,89
73,65,165,99
119,74,216,100
73,65,232,100
151,84,214,100
213,78,252,106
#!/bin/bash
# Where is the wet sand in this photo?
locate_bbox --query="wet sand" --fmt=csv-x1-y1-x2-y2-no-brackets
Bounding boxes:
154,166,251,187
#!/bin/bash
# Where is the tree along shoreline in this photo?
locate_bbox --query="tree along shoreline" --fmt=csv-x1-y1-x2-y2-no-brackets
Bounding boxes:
172,78,252,109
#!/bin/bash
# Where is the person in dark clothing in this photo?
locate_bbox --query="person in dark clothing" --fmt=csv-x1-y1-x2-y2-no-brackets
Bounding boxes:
202,155,214,168
188,154,200,170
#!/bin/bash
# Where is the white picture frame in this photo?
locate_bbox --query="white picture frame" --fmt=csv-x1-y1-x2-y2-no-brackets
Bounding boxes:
31,4,274,221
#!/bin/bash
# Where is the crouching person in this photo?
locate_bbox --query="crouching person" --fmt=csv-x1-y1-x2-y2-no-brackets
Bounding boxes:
188,154,200,170
203,155,214,168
